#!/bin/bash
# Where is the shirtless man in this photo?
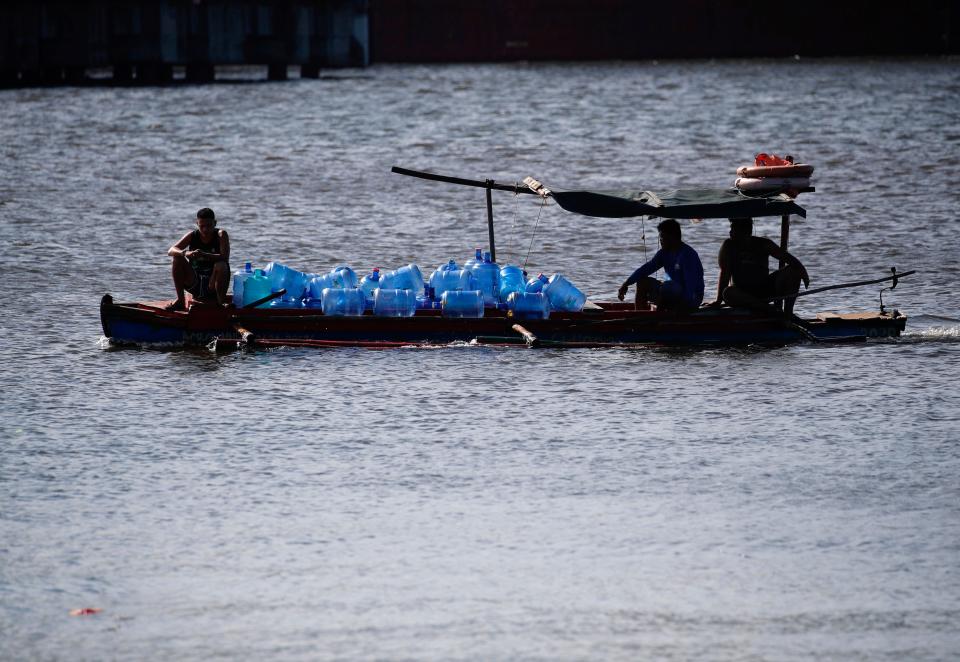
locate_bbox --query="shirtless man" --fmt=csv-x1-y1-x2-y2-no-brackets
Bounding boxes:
166,207,230,310
710,217,809,315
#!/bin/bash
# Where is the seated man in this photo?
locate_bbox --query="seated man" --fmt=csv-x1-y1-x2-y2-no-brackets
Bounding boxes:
617,218,704,311
711,217,809,315
166,207,231,310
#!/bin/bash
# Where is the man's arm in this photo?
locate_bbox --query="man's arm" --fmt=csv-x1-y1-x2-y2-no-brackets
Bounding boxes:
764,238,809,288
708,240,732,305
617,251,663,300
168,232,193,258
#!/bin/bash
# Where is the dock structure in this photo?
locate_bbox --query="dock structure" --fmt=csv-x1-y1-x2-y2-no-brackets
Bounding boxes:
0,0,369,87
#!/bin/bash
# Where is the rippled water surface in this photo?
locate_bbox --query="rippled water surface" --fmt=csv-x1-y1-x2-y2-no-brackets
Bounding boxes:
2,59,960,660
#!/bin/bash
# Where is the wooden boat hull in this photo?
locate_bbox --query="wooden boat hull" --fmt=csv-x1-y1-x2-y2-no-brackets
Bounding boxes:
100,295,908,348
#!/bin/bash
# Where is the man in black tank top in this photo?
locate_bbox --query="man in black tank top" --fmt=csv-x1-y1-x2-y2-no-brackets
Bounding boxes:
165,208,231,310
708,217,809,315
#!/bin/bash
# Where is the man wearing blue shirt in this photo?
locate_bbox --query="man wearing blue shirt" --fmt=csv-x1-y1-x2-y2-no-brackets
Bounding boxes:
617,218,704,311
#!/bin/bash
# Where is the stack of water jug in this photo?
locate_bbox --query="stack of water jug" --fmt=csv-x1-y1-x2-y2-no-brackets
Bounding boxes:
230,247,586,319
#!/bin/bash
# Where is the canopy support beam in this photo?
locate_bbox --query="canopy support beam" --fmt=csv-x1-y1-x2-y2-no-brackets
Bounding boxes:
486,180,496,262
778,214,791,311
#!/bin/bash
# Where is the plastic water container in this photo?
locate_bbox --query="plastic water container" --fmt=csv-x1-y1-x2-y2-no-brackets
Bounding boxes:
429,260,455,292
377,270,399,290
430,266,473,297
525,273,549,293
373,289,418,317
268,288,301,308
284,269,311,301
462,248,483,273
441,290,485,318
471,251,501,306
542,273,587,312
333,265,358,288
232,262,253,307
321,287,366,316
265,262,310,301
358,268,381,304
241,268,271,308
507,291,551,319
308,271,346,298
394,264,425,295
264,262,288,291
498,264,526,302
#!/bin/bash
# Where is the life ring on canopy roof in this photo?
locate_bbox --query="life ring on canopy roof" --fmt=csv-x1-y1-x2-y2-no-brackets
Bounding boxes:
735,176,811,192
737,163,815,178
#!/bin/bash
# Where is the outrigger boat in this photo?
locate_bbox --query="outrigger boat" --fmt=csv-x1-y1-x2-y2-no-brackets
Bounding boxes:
100,166,911,349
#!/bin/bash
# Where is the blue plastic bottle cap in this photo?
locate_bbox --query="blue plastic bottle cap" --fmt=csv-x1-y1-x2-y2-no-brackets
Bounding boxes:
245,262,252,271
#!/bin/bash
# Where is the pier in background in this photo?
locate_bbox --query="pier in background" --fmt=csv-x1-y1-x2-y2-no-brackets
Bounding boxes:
0,0,369,87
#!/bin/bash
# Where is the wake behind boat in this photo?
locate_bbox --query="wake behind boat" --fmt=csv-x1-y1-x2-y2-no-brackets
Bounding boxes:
100,165,912,349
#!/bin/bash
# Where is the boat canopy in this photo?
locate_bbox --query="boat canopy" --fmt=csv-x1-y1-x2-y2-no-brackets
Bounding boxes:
541,186,806,220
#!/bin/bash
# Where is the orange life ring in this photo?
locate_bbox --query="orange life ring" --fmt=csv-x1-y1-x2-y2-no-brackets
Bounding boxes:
737,164,815,178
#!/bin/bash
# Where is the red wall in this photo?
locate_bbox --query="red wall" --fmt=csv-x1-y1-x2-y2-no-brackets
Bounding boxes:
370,0,958,62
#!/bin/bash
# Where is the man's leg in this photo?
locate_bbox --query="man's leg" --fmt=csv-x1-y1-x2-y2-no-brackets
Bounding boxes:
774,266,802,315
634,277,660,310
170,254,195,307
722,285,769,312
210,262,230,305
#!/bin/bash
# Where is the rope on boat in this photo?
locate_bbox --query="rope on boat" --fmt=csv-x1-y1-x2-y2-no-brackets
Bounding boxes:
522,194,548,272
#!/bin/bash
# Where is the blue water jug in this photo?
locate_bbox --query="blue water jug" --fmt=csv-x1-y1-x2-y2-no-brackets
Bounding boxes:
264,262,287,291
333,265,358,288
284,269,311,302
265,262,310,302
378,270,399,290
232,262,253,307
463,247,483,273
268,288,301,308
507,291,551,319
471,251,500,306
441,290,485,318
430,266,473,297
542,273,587,312
498,264,526,302
321,287,366,316
394,264,425,295
358,268,381,305
241,268,272,308
429,260,455,293
525,273,549,293
373,288,418,317
308,270,347,298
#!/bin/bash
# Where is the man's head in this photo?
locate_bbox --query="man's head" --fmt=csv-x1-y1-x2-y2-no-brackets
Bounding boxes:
657,218,682,250
196,208,216,239
729,217,753,240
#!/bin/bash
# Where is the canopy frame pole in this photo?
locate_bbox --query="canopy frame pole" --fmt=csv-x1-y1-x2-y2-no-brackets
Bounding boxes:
778,214,790,311
485,180,496,262
779,214,790,268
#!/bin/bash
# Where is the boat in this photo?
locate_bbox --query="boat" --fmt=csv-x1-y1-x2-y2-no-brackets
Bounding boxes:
100,166,912,349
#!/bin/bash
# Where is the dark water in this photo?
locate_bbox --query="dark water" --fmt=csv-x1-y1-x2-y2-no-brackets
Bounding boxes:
2,59,960,660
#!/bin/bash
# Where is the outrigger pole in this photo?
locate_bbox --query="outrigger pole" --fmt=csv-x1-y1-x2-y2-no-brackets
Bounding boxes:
764,268,916,303
392,166,539,263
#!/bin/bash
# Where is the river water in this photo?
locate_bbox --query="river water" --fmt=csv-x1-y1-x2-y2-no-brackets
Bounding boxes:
2,58,959,660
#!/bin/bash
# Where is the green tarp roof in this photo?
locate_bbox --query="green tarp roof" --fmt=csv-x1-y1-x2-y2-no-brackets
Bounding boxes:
547,187,806,219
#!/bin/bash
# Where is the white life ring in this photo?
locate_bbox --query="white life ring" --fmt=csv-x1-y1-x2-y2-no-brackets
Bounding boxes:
735,176,811,192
